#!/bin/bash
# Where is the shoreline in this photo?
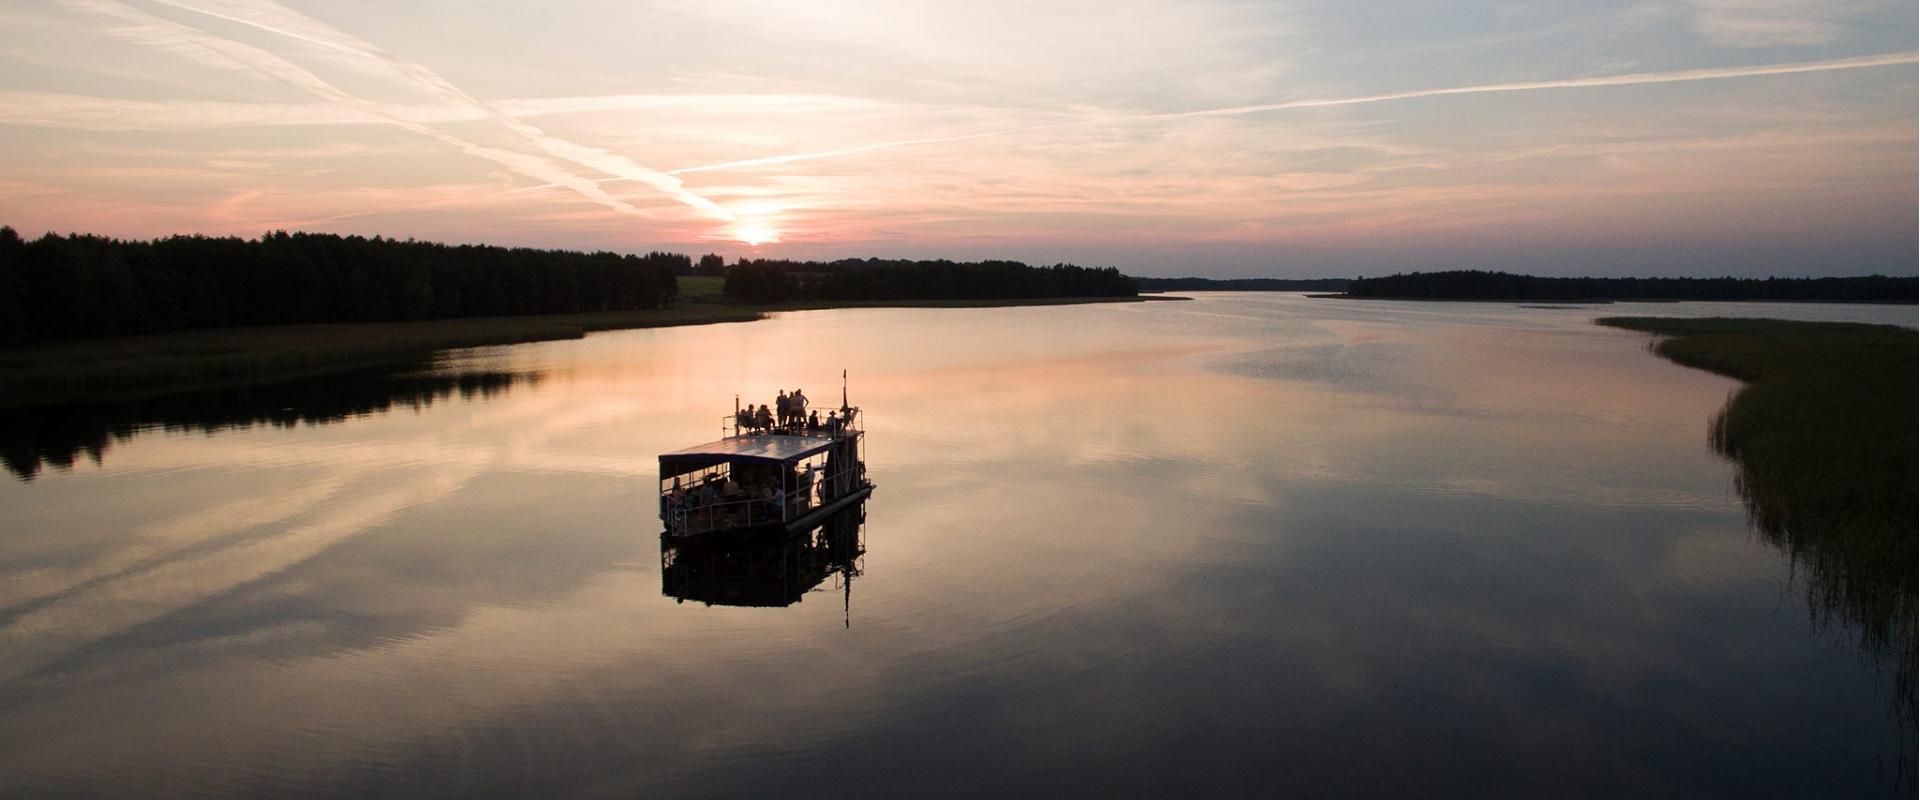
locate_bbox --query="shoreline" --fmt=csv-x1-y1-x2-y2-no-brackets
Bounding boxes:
1597,315,1915,707
1311,293,1916,305
0,296,1149,409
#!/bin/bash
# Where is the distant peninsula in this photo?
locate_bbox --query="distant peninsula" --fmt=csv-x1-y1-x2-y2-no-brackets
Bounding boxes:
1330,270,1917,303
0,227,1144,407
0,227,1136,346
1134,277,1352,292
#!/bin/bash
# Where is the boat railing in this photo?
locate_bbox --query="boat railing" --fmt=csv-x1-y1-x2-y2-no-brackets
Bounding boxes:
718,406,862,440
663,460,867,535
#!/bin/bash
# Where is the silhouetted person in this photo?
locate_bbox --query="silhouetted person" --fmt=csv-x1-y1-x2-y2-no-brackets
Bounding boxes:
776,390,790,427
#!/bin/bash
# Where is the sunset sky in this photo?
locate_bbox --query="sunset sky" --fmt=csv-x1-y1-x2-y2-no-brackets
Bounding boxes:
0,0,1913,277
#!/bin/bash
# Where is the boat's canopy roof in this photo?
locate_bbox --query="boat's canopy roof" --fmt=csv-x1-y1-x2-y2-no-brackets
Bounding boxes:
659,434,842,474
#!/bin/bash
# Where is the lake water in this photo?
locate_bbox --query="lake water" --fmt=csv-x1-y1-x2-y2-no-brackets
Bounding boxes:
1,294,1913,797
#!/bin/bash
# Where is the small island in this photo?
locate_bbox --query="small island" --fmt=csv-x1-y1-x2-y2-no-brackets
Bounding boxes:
1329,270,1918,303
1133,277,1352,292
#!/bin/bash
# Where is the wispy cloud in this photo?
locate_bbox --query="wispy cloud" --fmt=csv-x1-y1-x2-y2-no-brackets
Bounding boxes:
0,91,899,132
666,127,1067,175
146,0,735,223
658,52,1918,175
60,0,660,220
1685,0,1867,47
1152,52,1918,118
55,0,738,224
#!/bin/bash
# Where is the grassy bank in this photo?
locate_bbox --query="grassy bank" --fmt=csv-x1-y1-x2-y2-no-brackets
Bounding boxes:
678,275,727,301
0,293,1153,408
1599,316,1916,702
0,305,763,409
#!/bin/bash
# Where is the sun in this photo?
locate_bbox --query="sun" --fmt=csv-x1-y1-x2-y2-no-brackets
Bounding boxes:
731,221,780,246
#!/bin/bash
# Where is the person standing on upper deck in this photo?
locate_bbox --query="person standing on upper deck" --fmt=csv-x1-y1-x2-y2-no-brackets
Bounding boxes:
791,388,807,427
776,390,790,428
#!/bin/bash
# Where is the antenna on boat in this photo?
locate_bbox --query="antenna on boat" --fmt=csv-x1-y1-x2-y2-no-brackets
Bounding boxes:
841,368,848,411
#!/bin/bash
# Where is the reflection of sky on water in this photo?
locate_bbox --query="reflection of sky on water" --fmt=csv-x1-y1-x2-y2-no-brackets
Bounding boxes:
0,295,1910,796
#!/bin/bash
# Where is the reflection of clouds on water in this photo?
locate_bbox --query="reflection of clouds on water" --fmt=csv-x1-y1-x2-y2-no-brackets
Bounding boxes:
0,475,352,609
0,464,478,683
1215,339,1420,394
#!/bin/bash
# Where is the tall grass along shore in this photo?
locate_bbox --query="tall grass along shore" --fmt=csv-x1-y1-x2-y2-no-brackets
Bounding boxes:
1599,316,1916,716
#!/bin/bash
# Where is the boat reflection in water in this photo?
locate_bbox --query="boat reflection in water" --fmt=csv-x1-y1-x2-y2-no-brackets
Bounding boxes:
660,501,867,616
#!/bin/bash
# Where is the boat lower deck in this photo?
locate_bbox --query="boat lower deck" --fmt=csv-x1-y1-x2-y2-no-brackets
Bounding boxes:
665,484,874,539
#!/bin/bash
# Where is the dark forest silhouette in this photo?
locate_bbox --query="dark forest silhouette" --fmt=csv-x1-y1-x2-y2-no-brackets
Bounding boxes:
0,228,685,343
1347,270,1917,302
0,365,533,481
723,258,1136,303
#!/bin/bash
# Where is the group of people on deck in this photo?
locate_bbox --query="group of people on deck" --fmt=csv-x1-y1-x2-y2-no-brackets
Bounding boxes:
736,388,849,436
664,461,823,529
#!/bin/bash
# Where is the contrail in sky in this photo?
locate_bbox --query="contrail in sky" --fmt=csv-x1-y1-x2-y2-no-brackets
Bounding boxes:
1151,51,1920,120
665,51,1918,175
61,0,655,219
67,0,732,223
143,0,733,222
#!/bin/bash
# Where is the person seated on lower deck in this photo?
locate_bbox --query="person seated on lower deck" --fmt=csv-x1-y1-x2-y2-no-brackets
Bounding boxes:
664,478,686,518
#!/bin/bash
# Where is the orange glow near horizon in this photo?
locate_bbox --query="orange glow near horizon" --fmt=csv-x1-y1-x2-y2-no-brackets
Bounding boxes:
730,221,781,246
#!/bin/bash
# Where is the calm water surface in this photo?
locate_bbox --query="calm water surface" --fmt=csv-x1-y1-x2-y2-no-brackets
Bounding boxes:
1,295,1913,797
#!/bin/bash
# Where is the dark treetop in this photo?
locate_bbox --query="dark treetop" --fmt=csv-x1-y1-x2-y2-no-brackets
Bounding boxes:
723,258,1136,303
0,227,685,344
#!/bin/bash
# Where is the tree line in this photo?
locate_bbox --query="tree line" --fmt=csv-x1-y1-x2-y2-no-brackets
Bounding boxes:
0,228,684,343
1134,277,1350,292
723,258,1136,303
1345,270,1918,303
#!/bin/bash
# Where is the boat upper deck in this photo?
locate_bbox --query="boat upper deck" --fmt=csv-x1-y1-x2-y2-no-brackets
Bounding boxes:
659,433,845,467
